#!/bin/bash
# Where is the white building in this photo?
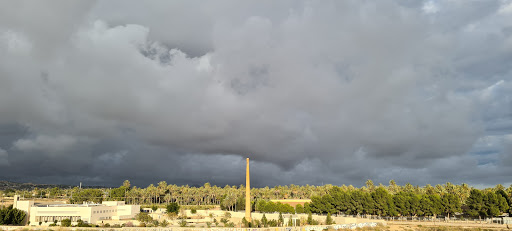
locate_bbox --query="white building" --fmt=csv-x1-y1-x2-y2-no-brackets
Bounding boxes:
14,195,140,225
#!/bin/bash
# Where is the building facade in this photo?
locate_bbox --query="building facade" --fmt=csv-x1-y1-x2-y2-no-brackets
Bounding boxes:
13,195,140,225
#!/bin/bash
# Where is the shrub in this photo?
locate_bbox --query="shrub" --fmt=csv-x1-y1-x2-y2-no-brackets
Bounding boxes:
220,218,229,226
77,219,91,227
261,214,268,227
325,213,334,225
295,204,305,214
287,215,293,226
60,219,71,227
242,217,249,227
0,205,27,225
166,203,180,214
191,208,197,214
135,212,153,222
253,219,261,228
179,219,187,227
268,219,278,227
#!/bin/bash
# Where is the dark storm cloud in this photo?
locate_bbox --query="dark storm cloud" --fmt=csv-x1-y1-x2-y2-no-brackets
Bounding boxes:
0,0,511,188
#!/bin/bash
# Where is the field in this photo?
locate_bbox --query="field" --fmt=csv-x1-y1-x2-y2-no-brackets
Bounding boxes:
385,221,510,231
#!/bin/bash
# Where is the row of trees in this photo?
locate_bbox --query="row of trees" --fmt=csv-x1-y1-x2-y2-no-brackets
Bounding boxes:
4,180,512,217
255,200,295,213
6,180,496,205
308,186,510,218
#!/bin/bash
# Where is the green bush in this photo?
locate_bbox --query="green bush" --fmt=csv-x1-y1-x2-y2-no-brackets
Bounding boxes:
295,204,305,214
160,219,169,227
0,205,27,226
135,212,153,222
325,213,334,225
166,203,180,214
60,219,71,227
77,219,91,227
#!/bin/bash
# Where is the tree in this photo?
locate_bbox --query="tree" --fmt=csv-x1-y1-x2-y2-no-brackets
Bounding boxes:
295,204,304,214
166,202,180,214
466,189,485,217
135,212,153,222
123,180,131,189
49,187,62,198
278,212,284,226
441,194,461,218
256,200,266,212
307,212,313,225
261,213,268,227
61,218,71,227
0,205,26,225
371,187,393,216
484,191,500,217
366,180,375,192
325,213,334,225
393,192,409,216
496,192,509,214
287,215,293,226
69,188,103,204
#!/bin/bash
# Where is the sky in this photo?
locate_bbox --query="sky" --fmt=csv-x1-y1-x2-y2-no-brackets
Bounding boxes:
0,0,511,188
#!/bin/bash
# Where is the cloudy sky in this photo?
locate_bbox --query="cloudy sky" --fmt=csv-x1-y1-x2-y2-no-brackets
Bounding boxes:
0,0,511,188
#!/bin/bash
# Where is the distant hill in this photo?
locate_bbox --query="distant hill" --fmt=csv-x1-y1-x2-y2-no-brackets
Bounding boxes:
0,181,103,191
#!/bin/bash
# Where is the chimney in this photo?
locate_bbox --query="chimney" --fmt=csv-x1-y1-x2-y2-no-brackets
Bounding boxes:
13,195,19,208
245,158,251,222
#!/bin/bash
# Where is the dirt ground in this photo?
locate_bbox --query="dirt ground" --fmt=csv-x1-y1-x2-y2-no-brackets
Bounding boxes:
386,221,511,231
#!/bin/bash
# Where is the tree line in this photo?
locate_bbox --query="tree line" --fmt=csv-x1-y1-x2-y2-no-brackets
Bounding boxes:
4,179,512,218
308,187,510,218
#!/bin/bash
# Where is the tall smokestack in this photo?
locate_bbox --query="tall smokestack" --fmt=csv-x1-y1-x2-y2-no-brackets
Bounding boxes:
245,158,251,222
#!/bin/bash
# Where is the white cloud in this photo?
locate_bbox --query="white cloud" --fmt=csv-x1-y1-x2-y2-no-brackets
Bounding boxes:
423,1,440,14
13,135,78,154
0,0,510,186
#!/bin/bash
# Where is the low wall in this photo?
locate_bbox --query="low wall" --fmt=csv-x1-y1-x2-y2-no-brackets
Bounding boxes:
0,226,380,231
